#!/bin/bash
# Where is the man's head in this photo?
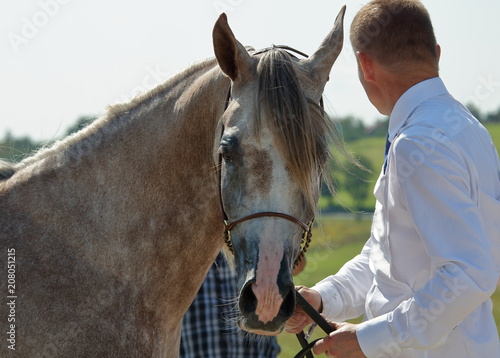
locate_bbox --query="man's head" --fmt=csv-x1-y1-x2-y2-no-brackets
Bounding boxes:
351,0,441,115
351,0,439,71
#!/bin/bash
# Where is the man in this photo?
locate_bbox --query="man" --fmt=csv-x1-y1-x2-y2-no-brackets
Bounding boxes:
286,1,500,357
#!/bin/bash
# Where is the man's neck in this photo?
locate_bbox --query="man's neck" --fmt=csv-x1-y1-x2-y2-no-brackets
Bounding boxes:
380,66,439,116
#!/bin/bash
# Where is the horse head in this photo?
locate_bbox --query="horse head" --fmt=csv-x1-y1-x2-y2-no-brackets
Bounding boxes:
212,6,346,335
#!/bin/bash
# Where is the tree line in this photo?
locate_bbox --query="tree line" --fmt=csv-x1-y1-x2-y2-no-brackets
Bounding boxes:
0,116,96,163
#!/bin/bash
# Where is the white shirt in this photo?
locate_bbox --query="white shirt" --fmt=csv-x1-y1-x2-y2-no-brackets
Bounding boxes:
313,77,500,357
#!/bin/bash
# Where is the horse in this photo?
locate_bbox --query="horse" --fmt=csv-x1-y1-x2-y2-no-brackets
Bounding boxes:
0,7,346,357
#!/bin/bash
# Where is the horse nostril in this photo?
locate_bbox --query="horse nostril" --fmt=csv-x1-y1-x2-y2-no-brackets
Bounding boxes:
239,280,258,316
239,280,296,321
279,284,296,319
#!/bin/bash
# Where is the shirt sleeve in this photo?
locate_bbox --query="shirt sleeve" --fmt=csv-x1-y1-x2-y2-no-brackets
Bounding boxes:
356,134,498,356
312,237,374,321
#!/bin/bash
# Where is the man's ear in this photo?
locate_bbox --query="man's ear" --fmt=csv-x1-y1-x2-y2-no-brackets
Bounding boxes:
356,51,375,82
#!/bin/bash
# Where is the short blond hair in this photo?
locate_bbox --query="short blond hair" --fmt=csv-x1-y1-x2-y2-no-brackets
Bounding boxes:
351,0,438,67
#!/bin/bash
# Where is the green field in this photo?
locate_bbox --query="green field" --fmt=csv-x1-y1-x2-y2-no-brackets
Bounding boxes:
486,122,500,143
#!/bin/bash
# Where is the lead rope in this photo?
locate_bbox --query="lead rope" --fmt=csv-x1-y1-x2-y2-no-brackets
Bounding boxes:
294,290,335,358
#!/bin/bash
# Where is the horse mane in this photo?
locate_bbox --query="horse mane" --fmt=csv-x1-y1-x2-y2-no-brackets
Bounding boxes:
0,160,15,180
10,58,219,176
255,49,343,211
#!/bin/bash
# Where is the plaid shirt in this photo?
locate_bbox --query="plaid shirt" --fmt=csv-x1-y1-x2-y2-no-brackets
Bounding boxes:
180,253,280,358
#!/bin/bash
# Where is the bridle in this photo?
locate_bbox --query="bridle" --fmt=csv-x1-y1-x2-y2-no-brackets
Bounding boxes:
223,212,313,270
216,45,334,358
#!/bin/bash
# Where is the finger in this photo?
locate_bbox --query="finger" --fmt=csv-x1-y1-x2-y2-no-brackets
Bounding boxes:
312,335,334,355
285,320,309,334
322,316,341,329
296,287,323,313
284,312,308,334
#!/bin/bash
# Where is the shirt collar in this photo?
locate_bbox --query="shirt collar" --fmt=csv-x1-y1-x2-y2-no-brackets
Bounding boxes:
388,77,448,142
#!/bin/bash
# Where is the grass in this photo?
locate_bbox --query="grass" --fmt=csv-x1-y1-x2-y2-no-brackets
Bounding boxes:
485,123,500,152
276,215,500,357
347,137,385,209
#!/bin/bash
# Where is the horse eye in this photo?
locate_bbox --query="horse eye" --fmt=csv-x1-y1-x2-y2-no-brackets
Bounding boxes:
219,145,232,163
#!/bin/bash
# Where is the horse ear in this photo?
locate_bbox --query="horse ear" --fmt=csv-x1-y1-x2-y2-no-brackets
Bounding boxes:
300,5,346,96
213,13,255,82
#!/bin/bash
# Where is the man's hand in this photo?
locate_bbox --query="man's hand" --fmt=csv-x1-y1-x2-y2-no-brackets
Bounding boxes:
313,320,366,358
285,286,322,334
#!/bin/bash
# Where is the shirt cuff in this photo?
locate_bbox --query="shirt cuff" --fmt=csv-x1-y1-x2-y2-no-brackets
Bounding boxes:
356,313,399,358
311,280,344,320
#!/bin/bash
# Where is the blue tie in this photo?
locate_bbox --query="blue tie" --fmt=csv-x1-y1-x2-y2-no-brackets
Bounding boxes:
383,134,391,174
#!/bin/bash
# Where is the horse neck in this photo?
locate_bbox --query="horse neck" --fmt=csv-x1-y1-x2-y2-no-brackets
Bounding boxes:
1,60,231,355
17,59,227,180
9,59,230,284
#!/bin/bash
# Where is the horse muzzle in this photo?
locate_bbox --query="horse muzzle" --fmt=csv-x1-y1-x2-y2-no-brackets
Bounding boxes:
237,254,296,334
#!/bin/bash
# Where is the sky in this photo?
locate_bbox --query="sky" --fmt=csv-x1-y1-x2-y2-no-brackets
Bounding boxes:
1,0,499,141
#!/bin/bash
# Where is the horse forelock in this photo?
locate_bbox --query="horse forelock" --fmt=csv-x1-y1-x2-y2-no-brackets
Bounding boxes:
255,49,337,211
